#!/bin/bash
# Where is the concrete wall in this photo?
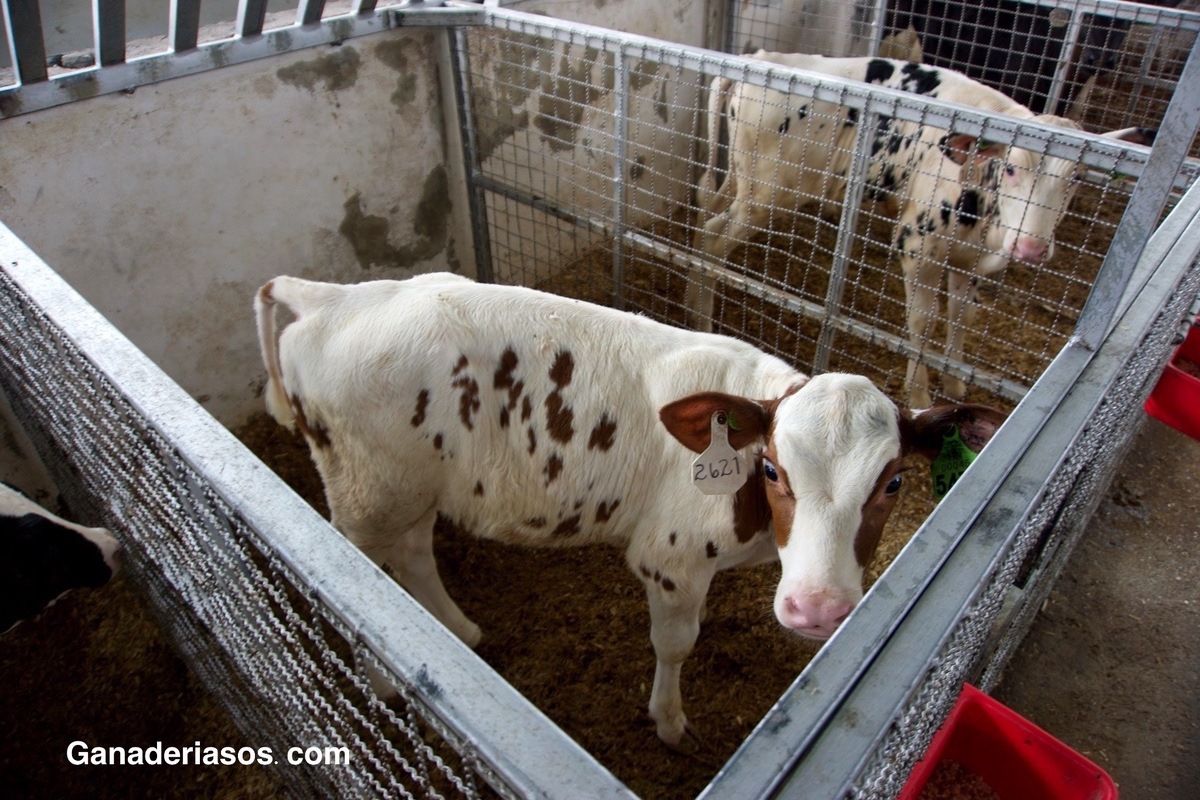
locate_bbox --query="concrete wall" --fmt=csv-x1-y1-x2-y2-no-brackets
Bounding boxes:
0,2,706,443
0,27,461,425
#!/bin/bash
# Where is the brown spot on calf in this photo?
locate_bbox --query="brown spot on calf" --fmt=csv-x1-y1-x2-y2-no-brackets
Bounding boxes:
588,414,617,451
291,395,331,449
545,393,574,444
544,452,563,485
411,389,430,427
549,350,574,388
551,514,581,537
452,374,480,430
595,499,621,523
494,347,525,411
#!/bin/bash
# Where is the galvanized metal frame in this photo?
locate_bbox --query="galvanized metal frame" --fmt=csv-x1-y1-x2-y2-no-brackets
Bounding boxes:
0,2,487,118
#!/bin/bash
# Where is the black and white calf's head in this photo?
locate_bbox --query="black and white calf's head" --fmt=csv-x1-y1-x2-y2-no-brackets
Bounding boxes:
1,483,121,634
662,374,1005,640
941,121,1155,268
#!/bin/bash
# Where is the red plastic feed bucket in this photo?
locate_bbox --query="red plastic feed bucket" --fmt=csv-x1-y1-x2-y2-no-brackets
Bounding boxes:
897,684,1117,800
1145,323,1200,442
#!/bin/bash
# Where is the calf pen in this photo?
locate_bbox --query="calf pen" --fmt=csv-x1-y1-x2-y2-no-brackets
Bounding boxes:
2,1,1199,798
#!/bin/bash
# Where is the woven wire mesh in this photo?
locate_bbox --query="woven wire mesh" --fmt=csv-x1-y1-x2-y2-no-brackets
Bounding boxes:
462,17,1152,409
726,0,1200,151
0,266,500,800
844,253,1200,799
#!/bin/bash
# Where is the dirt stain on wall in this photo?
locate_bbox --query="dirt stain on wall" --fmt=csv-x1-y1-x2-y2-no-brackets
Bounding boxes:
375,38,423,111
338,166,451,269
276,47,361,92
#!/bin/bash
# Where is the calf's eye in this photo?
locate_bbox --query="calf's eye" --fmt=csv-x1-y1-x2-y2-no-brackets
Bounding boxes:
1004,164,1016,177
886,474,903,494
763,459,779,482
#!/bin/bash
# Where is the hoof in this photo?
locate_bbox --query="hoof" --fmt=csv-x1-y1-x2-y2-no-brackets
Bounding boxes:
661,724,719,767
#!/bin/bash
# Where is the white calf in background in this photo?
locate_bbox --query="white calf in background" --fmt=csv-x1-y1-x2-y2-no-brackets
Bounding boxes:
693,53,1153,407
256,272,1005,749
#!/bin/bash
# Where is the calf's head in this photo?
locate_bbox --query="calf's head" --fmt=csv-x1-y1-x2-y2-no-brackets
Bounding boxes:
943,119,1154,268
661,373,1005,640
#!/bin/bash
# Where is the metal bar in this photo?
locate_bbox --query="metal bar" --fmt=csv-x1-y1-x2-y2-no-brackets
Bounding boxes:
236,0,269,38
865,0,889,58
95,0,126,66
170,0,202,52
1044,7,1086,116
298,0,327,27
1126,23,1166,122
1074,34,1200,349
611,48,629,310
0,6,487,119
6,0,49,84
0,221,638,800
356,0,379,15
813,98,878,373
700,172,1200,800
448,25,494,283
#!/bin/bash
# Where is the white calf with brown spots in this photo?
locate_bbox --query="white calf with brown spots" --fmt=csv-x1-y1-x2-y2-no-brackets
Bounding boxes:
255,272,1005,750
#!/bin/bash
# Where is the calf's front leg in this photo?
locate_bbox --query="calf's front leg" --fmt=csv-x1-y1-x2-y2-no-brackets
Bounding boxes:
641,566,713,751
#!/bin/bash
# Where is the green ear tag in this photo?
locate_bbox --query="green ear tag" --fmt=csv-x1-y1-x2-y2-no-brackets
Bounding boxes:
930,425,978,500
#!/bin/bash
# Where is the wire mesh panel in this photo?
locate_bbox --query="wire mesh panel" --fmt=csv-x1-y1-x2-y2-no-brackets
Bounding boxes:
724,0,1200,143
461,13,1167,410
0,265,492,800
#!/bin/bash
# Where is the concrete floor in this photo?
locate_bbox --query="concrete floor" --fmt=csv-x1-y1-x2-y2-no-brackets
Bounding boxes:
996,417,1200,800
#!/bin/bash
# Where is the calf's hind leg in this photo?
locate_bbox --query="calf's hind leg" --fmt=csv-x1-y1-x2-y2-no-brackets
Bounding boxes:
339,504,483,649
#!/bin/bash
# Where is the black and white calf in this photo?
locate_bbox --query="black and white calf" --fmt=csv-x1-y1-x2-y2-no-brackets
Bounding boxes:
1,483,120,634
692,53,1153,406
255,272,1006,748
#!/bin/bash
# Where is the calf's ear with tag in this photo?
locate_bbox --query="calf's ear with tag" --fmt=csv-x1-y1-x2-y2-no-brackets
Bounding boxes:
901,404,1008,498
659,392,771,453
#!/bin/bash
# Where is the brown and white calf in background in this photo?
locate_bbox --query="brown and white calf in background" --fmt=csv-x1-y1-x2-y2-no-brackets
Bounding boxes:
255,272,1005,749
692,53,1153,407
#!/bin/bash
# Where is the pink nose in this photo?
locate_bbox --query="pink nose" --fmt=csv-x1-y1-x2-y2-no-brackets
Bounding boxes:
1012,237,1050,264
778,591,855,639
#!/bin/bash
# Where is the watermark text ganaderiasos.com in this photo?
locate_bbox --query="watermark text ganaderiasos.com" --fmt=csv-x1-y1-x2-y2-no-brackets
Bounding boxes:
67,741,351,767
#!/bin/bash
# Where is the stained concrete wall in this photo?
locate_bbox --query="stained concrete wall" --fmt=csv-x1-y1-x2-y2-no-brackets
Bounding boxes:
0,2,707,432
0,28,461,425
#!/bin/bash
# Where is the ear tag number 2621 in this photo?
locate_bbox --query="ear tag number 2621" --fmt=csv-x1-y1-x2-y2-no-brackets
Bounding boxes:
691,411,748,496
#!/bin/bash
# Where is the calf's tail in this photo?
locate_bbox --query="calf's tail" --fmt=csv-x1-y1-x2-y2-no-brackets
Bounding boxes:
254,279,297,428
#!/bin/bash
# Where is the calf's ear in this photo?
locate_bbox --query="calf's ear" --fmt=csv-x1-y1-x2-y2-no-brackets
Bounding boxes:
659,393,771,453
941,133,1007,166
901,404,1008,461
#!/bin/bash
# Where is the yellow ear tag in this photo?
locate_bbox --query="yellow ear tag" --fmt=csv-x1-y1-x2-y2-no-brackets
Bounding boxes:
691,411,747,495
